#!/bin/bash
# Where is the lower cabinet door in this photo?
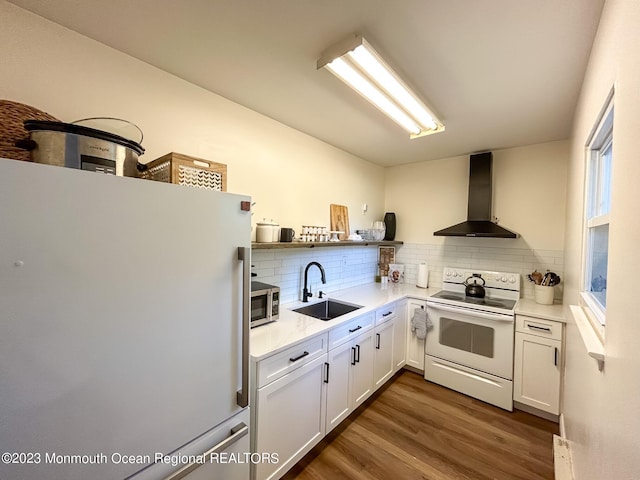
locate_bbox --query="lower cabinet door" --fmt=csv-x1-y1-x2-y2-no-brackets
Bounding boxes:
325,341,352,434
393,301,407,371
514,332,561,415
373,320,395,388
254,354,327,480
350,331,374,409
406,300,426,371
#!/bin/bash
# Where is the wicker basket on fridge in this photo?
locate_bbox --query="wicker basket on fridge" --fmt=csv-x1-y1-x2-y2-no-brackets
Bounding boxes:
138,152,227,191
0,100,60,162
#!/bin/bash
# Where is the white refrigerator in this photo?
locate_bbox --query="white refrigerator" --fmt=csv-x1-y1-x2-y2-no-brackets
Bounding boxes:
0,158,252,480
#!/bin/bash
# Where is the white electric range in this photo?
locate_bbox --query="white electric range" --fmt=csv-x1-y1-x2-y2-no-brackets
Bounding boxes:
425,267,521,411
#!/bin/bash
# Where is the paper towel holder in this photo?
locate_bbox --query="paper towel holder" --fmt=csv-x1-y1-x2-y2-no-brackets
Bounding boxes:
417,263,429,288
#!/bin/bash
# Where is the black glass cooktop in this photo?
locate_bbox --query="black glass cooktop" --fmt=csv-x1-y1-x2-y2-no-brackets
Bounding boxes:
429,291,517,311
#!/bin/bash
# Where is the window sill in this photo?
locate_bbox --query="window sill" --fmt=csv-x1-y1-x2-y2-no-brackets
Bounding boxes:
569,305,605,371
579,292,605,339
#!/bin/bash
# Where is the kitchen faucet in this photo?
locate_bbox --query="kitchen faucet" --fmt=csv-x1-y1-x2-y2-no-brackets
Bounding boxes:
302,261,326,302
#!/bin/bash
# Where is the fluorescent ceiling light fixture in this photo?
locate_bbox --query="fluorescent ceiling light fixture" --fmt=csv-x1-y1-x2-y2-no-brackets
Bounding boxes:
318,34,444,139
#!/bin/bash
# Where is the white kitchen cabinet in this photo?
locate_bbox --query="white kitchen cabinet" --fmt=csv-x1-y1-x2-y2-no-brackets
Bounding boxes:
406,299,427,371
256,334,328,388
324,329,374,433
393,299,407,372
375,302,397,324
350,330,375,409
328,313,374,350
373,316,395,389
513,315,563,416
324,340,352,434
254,349,327,480
253,301,404,479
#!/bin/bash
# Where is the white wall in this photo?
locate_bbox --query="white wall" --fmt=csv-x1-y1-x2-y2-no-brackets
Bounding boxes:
0,1,384,236
384,140,568,250
562,0,640,478
385,141,568,299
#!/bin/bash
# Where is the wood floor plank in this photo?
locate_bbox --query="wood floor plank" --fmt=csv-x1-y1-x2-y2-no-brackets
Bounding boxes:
283,370,558,480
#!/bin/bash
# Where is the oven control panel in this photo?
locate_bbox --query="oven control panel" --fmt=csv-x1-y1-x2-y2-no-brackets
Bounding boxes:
443,267,520,291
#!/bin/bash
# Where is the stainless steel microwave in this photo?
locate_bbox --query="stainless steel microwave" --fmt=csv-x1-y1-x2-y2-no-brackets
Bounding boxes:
250,281,280,328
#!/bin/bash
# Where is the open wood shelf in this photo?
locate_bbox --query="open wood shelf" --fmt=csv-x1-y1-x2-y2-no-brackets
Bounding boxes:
251,240,403,250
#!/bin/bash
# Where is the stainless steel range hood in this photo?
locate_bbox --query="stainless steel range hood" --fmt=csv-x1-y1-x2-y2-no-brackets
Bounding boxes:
434,152,519,238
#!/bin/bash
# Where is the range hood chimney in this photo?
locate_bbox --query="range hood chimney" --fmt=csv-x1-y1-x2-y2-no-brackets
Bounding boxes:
433,152,519,238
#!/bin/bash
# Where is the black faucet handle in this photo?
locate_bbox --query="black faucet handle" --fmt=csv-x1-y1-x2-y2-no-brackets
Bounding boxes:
302,287,313,302
318,291,324,299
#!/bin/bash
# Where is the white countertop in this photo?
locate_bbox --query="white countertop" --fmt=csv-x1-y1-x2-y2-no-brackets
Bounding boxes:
515,298,566,323
250,282,435,360
251,283,568,361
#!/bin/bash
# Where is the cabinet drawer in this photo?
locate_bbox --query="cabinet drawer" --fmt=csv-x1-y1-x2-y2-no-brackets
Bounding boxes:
328,313,374,350
516,315,563,341
375,302,397,325
257,333,328,388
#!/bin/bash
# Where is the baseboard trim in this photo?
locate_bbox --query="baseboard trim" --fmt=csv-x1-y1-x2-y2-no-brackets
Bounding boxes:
559,413,566,438
553,434,575,480
402,365,424,375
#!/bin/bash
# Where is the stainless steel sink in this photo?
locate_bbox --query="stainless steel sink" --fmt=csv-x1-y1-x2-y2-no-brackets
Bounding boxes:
292,299,363,321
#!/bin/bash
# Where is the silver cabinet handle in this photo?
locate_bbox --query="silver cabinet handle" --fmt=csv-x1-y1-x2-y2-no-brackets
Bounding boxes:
236,247,250,408
165,422,249,480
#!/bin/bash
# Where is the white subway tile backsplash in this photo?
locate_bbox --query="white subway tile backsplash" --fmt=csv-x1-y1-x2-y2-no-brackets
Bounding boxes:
254,268,275,277
251,242,565,304
395,242,564,301
251,246,380,303
256,260,281,269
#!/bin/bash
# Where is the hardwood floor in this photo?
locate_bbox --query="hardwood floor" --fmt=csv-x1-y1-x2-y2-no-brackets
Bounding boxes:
283,370,558,480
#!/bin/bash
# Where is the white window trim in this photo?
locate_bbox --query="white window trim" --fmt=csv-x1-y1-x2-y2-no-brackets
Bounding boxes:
579,292,605,342
586,213,609,228
579,87,614,339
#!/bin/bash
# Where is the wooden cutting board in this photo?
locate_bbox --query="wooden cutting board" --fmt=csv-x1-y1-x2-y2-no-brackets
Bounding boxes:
330,204,350,240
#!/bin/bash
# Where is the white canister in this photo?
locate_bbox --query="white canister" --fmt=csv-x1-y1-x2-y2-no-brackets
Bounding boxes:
256,223,274,243
272,224,280,242
534,285,554,305
417,263,429,288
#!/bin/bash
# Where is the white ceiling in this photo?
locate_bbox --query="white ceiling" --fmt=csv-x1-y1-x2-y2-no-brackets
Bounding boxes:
9,0,604,166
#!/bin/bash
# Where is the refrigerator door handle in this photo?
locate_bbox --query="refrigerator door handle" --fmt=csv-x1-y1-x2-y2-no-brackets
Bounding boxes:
236,246,250,408
164,422,249,480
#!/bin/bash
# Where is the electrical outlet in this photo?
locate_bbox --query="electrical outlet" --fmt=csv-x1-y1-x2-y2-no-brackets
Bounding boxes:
362,203,368,214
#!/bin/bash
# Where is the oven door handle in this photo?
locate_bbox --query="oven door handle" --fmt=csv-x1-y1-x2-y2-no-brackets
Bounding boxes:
427,303,514,322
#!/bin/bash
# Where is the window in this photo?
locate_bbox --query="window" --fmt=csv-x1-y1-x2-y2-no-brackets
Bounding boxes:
582,93,613,327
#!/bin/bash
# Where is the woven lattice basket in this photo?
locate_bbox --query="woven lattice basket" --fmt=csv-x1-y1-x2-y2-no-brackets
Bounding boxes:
0,100,59,161
138,152,227,191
